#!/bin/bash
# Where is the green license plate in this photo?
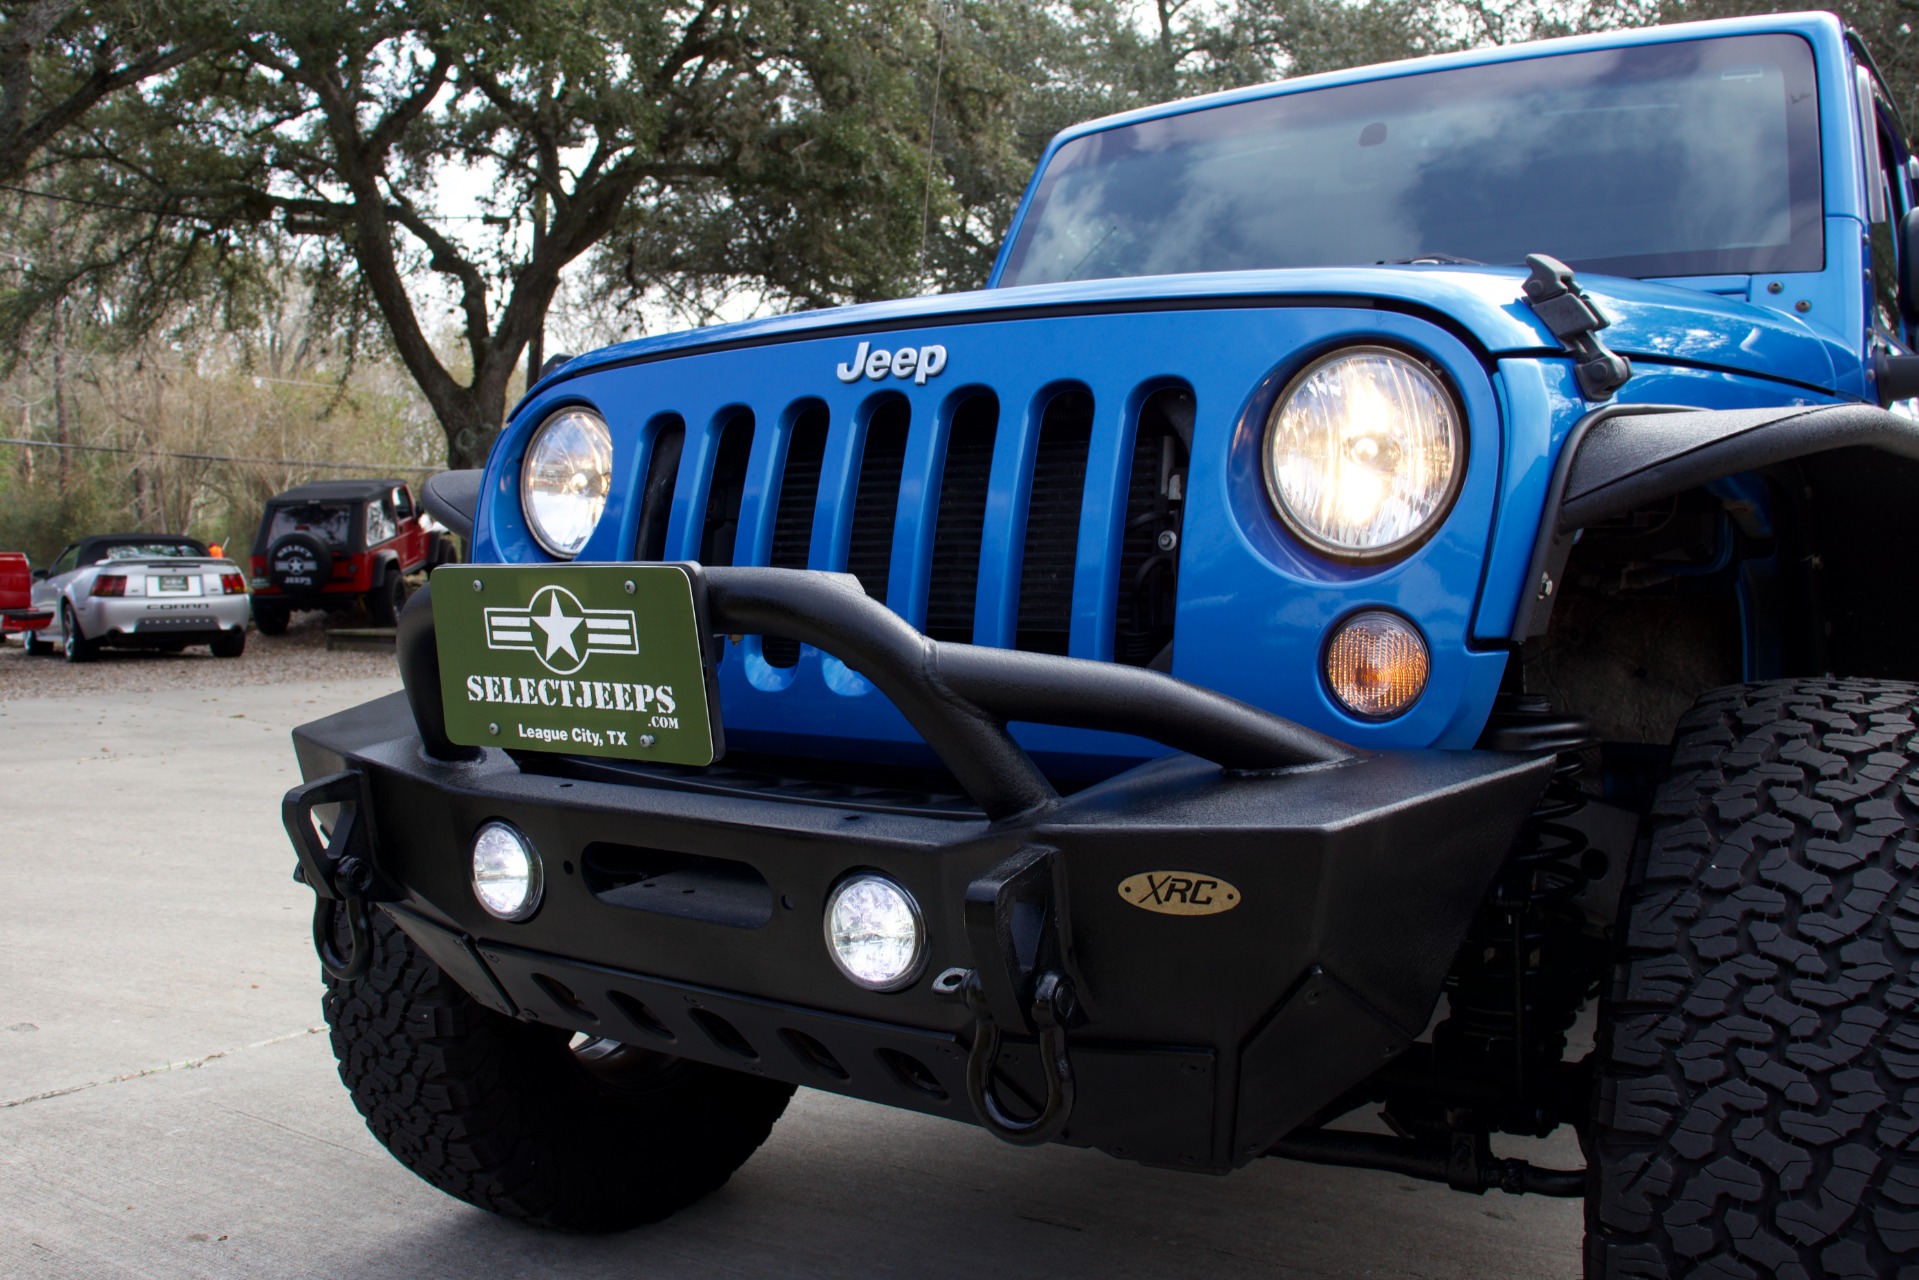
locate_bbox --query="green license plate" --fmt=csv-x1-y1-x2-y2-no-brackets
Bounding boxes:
431,563,722,765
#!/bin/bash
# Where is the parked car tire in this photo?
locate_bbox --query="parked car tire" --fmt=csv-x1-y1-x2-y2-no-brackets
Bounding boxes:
253,601,290,636
367,568,405,627
324,913,794,1230
61,602,96,663
1586,679,1919,1278
22,631,52,657
210,630,245,659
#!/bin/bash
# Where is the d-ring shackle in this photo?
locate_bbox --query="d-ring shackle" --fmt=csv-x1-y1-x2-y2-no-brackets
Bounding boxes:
959,968,1077,1146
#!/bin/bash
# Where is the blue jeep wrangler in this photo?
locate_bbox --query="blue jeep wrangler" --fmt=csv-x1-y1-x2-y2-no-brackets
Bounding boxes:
285,12,1919,1275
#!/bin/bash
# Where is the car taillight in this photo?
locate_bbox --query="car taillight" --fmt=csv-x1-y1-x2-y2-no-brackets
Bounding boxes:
91,575,126,597
220,573,246,594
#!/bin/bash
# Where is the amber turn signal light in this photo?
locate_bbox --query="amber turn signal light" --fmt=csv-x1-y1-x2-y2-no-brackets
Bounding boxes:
1324,611,1429,719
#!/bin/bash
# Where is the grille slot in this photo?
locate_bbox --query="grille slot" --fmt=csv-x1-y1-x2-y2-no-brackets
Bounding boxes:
699,410,756,567
925,393,999,643
763,403,830,668
847,397,910,603
634,417,685,561
1115,386,1191,668
1016,389,1094,655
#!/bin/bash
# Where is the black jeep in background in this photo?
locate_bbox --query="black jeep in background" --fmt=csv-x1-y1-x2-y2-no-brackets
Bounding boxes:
249,479,457,633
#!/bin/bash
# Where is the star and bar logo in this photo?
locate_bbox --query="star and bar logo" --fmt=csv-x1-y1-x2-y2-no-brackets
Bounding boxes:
484,584,638,675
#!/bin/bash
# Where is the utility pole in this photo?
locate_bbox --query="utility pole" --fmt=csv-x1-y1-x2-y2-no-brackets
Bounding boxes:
526,183,546,387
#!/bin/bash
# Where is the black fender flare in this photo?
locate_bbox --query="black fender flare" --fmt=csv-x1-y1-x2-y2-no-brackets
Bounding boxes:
366,548,402,586
422,470,481,543
1513,402,1919,639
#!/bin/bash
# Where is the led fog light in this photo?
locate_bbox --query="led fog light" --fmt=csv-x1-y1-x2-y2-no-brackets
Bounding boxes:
472,821,543,921
824,874,925,991
1325,611,1430,719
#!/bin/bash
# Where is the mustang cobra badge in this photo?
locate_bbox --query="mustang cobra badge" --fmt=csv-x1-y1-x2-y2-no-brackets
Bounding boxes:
1118,872,1241,915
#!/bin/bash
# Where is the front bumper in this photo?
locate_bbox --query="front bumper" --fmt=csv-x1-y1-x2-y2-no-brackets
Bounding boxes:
287,567,1551,1171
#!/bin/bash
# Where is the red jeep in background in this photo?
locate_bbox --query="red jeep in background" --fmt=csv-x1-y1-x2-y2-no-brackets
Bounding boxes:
0,551,53,637
248,479,457,633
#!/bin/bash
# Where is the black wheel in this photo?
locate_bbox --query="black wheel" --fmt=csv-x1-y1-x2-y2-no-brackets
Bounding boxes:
1587,679,1919,1278
366,569,405,627
433,536,462,568
61,602,96,663
324,913,794,1230
253,601,290,636
210,630,245,659
22,630,52,656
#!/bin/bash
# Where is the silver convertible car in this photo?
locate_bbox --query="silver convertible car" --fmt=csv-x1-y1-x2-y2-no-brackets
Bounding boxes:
24,534,251,662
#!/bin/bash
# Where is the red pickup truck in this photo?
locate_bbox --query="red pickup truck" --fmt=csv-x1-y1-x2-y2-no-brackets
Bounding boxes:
0,552,52,636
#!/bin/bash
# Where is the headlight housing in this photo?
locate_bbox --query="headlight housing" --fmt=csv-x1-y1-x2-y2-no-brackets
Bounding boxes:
1262,347,1464,560
521,408,612,558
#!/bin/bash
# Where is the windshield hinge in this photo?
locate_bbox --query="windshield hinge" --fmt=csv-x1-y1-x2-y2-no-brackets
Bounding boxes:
1521,253,1632,401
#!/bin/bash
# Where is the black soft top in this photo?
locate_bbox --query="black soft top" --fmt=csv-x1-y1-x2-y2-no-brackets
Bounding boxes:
267,479,404,505
75,534,211,567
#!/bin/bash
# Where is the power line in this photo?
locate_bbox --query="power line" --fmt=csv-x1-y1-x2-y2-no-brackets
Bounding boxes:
0,181,507,223
0,436,439,473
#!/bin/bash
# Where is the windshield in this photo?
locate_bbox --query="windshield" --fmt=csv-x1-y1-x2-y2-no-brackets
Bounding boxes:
89,541,206,565
998,33,1823,286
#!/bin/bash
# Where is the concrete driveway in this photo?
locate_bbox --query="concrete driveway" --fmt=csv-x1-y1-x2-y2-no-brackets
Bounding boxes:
0,677,1583,1278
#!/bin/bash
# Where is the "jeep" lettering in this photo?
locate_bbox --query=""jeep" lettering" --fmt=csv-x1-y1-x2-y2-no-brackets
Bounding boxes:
835,341,948,386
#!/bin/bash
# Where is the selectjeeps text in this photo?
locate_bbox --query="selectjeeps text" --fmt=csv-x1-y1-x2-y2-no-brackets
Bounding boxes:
285,13,1919,1275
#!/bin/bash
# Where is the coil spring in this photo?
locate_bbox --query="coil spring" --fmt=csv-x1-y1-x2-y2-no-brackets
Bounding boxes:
1438,699,1598,1090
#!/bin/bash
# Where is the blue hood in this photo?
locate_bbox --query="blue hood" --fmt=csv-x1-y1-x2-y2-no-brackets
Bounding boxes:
537,267,1848,410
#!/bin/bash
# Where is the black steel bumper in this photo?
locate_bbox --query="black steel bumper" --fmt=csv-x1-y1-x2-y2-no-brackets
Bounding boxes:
285,566,1551,1172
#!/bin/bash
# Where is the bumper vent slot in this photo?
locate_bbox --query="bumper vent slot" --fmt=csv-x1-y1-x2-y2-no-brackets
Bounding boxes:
582,842,774,929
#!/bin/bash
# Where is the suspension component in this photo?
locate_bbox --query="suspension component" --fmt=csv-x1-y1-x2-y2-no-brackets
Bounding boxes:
1424,695,1603,1134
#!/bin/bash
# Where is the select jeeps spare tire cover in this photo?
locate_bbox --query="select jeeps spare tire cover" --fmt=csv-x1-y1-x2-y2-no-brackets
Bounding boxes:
268,532,333,591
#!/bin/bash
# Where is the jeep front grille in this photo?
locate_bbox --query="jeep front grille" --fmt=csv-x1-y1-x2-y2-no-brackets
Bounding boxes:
628,379,1190,670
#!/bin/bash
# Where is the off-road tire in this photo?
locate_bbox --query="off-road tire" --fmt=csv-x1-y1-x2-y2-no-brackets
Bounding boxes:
1587,679,1919,1278
61,602,96,663
252,602,289,636
323,911,794,1231
209,630,245,659
366,570,404,627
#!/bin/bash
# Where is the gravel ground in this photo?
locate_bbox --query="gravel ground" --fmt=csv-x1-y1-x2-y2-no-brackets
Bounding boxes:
0,610,398,699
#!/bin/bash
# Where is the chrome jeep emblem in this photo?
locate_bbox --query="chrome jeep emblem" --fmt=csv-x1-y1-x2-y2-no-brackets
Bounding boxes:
835,340,948,386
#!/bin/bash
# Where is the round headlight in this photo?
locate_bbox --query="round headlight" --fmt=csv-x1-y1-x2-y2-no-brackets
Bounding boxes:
521,408,612,558
472,821,543,921
1263,347,1463,560
824,875,925,991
